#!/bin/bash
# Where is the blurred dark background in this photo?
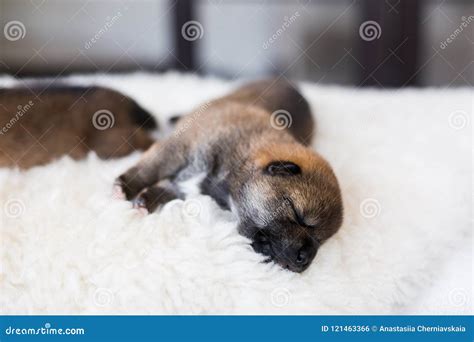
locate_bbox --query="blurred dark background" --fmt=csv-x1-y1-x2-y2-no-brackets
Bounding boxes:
0,0,472,87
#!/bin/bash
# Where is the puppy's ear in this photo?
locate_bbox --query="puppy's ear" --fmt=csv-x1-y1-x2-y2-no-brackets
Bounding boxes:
264,161,301,176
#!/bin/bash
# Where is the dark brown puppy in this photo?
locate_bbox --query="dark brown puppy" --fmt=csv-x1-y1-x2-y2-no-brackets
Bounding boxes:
117,80,343,273
0,85,156,169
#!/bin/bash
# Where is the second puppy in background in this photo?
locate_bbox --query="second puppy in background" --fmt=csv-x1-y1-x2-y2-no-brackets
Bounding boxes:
0,85,156,169
117,80,343,273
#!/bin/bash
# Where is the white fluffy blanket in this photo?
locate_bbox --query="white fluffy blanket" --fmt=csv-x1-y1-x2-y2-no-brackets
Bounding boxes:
0,73,472,314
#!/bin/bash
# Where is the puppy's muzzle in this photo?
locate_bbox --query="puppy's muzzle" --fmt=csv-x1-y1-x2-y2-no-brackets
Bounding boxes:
252,233,317,273
277,245,315,272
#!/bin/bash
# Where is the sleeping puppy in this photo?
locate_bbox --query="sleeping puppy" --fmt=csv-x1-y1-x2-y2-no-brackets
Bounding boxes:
0,85,156,169
116,80,343,273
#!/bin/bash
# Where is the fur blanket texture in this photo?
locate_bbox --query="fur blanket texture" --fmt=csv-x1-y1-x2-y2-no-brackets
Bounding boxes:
0,72,472,314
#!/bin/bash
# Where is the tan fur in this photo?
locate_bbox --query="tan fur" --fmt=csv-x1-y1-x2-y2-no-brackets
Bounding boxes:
252,143,330,173
117,79,343,272
0,86,155,169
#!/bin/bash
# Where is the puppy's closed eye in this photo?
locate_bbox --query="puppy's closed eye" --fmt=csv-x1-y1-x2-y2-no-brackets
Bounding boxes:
265,161,301,176
285,196,318,228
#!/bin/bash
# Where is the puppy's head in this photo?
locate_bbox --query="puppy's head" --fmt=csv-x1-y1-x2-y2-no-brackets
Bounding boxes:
236,143,343,273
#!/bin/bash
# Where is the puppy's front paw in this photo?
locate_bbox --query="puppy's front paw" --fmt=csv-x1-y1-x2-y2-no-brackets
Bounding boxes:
115,167,145,200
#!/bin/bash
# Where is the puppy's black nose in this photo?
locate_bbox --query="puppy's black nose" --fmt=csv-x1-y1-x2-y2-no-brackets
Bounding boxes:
295,248,310,266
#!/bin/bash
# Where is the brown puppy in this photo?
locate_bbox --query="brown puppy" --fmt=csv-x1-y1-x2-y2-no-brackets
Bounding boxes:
117,80,343,273
0,85,156,169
